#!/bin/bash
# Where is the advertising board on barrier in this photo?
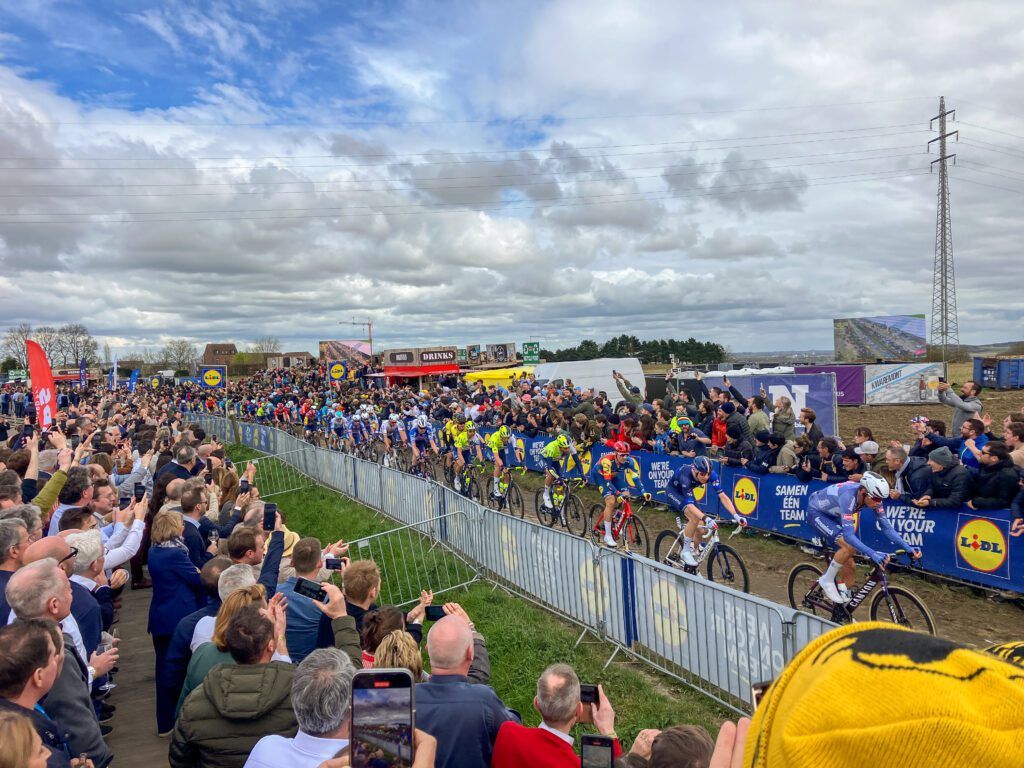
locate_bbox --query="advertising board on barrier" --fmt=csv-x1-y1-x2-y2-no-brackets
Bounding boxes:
794,365,866,405
865,363,945,405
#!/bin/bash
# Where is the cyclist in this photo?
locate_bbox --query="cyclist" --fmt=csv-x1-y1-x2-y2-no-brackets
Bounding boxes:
806,472,922,604
330,407,350,451
380,413,408,454
350,413,372,449
452,421,483,492
665,456,747,567
486,424,515,500
409,414,438,462
302,408,320,443
591,442,650,547
540,433,575,509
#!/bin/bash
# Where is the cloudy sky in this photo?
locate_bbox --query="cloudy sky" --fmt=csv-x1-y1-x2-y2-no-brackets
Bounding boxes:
1,0,1022,357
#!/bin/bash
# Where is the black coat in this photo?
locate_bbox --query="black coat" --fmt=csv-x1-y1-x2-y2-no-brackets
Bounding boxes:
972,460,1020,509
895,456,933,504
927,464,973,508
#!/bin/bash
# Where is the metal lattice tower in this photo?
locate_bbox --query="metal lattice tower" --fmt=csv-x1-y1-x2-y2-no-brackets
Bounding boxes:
928,97,959,360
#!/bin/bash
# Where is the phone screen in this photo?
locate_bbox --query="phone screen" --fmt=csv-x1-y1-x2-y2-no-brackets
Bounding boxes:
262,503,277,532
424,605,446,622
581,735,614,768
351,669,414,768
239,479,250,493
579,684,598,704
134,483,145,502
293,577,327,602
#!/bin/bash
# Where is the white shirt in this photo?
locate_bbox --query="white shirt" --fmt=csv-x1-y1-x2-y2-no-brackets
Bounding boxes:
60,613,93,686
243,732,348,768
538,721,574,746
191,616,215,651
102,519,145,570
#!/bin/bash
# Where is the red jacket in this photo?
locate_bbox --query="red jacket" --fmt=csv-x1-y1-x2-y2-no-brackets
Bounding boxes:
491,721,622,768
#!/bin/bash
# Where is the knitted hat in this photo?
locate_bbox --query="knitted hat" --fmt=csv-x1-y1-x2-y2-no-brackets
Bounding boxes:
721,402,736,414
928,446,955,468
744,622,1024,768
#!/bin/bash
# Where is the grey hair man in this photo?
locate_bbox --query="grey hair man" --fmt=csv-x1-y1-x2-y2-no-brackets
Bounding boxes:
187,563,259,651
242,648,357,767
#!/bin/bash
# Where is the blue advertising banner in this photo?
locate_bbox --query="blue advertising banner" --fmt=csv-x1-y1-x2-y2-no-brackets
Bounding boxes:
475,426,1020,592
700,374,837,437
78,358,87,388
198,365,227,388
128,369,140,393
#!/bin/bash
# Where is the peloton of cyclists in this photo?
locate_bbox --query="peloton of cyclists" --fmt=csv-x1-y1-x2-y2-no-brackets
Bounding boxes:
806,472,922,604
664,456,748,566
590,441,651,548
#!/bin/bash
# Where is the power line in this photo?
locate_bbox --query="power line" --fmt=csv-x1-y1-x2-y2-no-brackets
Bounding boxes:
0,151,922,200
957,120,1024,142
0,122,925,162
0,129,931,172
0,168,928,223
955,162,1024,184
959,138,1024,160
0,95,935,128
950,172,1024,196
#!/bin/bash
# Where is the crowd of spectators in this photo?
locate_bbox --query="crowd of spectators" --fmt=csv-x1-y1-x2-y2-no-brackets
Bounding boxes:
0,367,1021,767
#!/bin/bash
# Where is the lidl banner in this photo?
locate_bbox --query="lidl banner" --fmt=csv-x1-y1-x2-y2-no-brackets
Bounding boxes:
327,361,348,382
199,365,226,388
474,426,1021,592
700,374,837,437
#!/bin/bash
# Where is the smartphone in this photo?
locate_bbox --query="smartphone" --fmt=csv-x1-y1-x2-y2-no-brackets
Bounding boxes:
134,483,145,502
424,605,446,622
91,434,102,449
262,502,277,532
293,577,328,602
581,734,615,768
239,478,250,493
351,669,415,768
324,557,345,571
211,434,218,442
71,434,80,449
751,680,772,708
579,684,599,704
938,376,947,383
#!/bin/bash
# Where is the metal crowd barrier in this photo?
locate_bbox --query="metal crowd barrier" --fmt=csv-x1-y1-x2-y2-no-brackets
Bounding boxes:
248,448,318,499
189,413,837,714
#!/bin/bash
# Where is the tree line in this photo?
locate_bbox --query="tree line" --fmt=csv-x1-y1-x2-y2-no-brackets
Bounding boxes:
539,334,726,364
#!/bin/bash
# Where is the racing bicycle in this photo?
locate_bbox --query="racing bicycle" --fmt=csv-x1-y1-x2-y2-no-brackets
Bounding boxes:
446,459,485,502
787,548,936,635
533,476,587,533
653,515,750,592
585,493,651,557
484,465,526,519
406,447,440,482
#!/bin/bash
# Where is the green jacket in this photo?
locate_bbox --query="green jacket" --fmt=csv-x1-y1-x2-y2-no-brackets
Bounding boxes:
747,409,771,436
615,377,644,406
32,470,67,517
772,408,796,441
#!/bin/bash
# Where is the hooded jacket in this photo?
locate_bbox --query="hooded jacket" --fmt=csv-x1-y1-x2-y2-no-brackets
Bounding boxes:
169,661,297,768
971,459,1020,510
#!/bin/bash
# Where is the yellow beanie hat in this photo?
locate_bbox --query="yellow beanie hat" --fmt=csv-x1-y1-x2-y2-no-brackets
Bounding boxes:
744,622,1024,768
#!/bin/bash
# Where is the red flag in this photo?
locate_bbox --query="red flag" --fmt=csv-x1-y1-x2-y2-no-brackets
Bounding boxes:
25,340,56,430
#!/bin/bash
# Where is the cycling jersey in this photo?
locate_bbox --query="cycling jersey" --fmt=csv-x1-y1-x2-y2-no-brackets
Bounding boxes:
665,465,722,510
806,481,909,563
541,438,569,460
331,415,349,436
410,423,435,445
380,421,406,438
591,454,643,498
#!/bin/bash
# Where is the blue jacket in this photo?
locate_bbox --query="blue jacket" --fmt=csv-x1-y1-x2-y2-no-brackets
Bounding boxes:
159,598,221,705
415,674,519,768
147,544,205,636
182,519,212,569
69,581,102,658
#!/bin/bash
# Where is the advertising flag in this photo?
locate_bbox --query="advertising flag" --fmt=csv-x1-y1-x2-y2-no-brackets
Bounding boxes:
78,358,87,387
24,340,56,430
109,353,118,390
129,369,140,392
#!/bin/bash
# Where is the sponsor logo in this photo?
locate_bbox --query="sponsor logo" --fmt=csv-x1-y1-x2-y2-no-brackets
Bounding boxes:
733,476,759,517
651,578,687,646
201,368,223,387
579,559,604,618
956,518,1008,573
150,377,160,388
329,362,347,381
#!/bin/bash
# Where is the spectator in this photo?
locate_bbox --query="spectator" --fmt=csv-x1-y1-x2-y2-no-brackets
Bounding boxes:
746,396,771,436
416,613,519,768
491,664,621,768
64,530,116,633
276,537,349,664
721,400,753,444
47,467,93,537
6,559,114,767
1007,423,1024,469
0,708,59,768
180,485,217,569
854,440,883,475
0,618,73,768
770,433,800,473
226,519,285,597
912,447,972,509
373,629,425,680
885,446,932,505
672,419,710,458
720,424,753,469
825,446,864,483
928,418,987,470
771,395,796,441
148,510,205,736
618,725,714,768
747,431,781,474
968,443,1020,510
0,517,29,619
937,379,983,433
242,648,357,768
800,408,824,445
360,606,406,667
189,563,258,650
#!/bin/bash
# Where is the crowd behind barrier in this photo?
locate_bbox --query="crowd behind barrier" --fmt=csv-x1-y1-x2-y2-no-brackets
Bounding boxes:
191,412,839,714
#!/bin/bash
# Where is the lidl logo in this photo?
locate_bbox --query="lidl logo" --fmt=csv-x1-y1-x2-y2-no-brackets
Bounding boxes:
329,362,347,381
956,517,1008,576
733,476,759,518
651,577,687,648
579,559,605,618
201,368,224,387
150,377,160,388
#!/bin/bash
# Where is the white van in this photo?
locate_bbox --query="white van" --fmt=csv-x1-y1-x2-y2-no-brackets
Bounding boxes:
532,357,646,401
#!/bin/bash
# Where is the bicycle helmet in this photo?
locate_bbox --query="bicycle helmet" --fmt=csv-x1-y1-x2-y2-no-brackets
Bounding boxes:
556,434,570,448
465,422,477,432
388,413,399,423
613,441,630,454
692,456,712,475
415,415,429,429
352,414,361,422
860,471,890,499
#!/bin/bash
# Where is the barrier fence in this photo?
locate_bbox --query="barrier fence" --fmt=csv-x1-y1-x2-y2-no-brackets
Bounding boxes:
193,413,837,714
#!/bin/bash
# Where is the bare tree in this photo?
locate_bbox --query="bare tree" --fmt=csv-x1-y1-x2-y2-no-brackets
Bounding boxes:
1,324,33,368
56,323,99,366
33,326,61,364
161,339,198,373
249,336,281,354
102,341,112,365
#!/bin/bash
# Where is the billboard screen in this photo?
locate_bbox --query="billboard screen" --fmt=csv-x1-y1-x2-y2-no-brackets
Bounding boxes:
833,315,927,362
865,363,945,405
318,340,371,366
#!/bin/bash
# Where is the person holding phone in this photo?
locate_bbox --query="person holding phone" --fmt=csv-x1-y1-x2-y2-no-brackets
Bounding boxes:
491,664,621,768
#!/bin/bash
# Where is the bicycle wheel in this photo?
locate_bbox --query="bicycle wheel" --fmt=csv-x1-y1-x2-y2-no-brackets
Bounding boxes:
706,543,750,593
506,482,525,519
622,514,650,557
564,495,587,536
586,504,604,546
654,530,686,567
870,586,937,635
787,563,826,614
532,489,551,524
465,478,482,504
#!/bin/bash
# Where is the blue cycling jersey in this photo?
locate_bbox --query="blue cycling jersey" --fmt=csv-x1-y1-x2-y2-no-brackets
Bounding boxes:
410,424,435,443
807,481,909,561
667,466,722,507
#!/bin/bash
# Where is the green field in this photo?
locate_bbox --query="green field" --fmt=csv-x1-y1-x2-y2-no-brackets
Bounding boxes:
227,445,731,747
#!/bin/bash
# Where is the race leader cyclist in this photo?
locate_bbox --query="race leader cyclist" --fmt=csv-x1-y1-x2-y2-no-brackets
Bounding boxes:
591,441,651,548
664,456,748,567
540,433,575,509
806,472,923,604
486,424,515,500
